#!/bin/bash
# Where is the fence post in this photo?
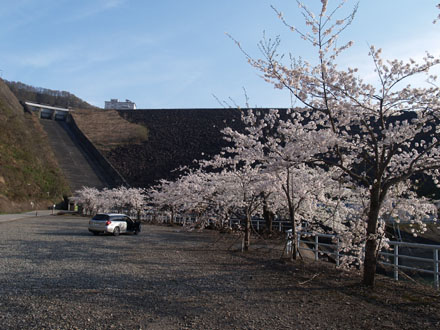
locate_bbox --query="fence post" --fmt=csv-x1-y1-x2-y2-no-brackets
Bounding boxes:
336,236,340,267
434,248,439,290
394,244,399,281
315,235,319,261
296,232,300,259
278,222,282,232
257,220,260,231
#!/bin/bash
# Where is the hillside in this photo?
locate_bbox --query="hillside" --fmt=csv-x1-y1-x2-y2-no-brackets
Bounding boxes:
0,79,70,212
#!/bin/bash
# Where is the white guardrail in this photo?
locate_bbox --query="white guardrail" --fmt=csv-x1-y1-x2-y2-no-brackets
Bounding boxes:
287,231,341,266
380,241,439,289
228,218,292,231
287,231,440,289
139,213,292,231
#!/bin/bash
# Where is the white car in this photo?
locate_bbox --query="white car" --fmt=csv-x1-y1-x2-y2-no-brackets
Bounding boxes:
88,213,141,236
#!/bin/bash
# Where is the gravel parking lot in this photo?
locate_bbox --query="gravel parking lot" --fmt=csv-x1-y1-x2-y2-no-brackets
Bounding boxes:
0,214,439,330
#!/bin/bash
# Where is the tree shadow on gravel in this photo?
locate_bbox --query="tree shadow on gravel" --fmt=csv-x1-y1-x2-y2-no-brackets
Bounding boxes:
232,248,440,321
146,229,219,244
4,258,439,330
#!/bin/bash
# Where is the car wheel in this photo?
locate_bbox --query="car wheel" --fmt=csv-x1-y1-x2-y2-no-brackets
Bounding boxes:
113,227,120,236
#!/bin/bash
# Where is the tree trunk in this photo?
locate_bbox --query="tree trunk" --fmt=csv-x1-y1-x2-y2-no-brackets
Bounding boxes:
284,171,296,259
244,211,251,251
263,198,274,234
170,209,175,225
363,187,381,287
288,202,297,260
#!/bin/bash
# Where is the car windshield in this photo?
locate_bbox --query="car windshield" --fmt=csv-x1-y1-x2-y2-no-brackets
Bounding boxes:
92,214,110,221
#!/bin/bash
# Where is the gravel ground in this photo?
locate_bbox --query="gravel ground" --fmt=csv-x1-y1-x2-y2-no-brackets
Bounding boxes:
0,215,439,330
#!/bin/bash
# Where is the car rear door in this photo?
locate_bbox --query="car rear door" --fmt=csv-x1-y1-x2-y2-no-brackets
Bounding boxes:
114,216,128,233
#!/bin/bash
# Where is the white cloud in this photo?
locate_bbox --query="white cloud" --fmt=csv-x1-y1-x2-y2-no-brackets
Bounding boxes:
63,0,127,22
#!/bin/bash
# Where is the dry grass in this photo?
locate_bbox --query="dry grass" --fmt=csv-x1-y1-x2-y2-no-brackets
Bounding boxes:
71,108,148,151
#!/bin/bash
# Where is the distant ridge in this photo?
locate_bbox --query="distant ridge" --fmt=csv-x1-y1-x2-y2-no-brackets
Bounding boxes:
5,80,96,110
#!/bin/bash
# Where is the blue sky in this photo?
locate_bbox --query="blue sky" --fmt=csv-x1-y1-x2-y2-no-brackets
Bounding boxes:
0,0,439,109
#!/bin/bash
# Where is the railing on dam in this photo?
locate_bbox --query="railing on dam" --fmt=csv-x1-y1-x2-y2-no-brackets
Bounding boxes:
24,101,70,120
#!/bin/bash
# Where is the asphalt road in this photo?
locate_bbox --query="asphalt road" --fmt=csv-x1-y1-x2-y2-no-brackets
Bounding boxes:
0,210,54,223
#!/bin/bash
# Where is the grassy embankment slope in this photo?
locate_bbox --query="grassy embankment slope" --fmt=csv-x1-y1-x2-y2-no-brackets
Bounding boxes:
71,108,149,152
0,79,70,212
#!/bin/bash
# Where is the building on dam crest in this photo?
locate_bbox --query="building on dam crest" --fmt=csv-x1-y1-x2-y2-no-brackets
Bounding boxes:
104,99,137,110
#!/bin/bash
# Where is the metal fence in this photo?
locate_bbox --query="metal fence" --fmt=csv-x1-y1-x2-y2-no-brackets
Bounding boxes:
287,231,340,266
228,218,292,232
133,211,293,231
379,241,440,289
287,231,440,289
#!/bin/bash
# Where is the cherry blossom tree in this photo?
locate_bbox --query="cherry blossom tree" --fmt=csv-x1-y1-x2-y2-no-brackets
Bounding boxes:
124,187,147,220
173,171,218,226
147,179,188,225
199,171,240,229
220,108,348,257
240,0,439,286
74,186,147,218
74,186,100,215
199,154,274,250
93,188,112,213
